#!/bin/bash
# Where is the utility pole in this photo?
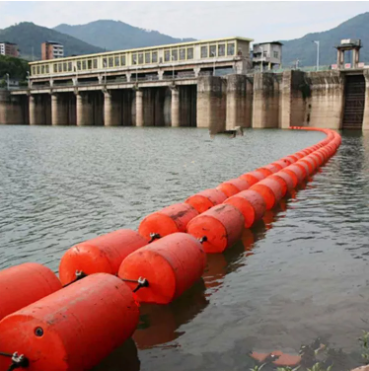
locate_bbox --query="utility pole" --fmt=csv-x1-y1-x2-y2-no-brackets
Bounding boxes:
314,40,320,71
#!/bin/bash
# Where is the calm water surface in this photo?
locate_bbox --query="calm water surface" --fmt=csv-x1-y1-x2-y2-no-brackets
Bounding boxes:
1,126,369,370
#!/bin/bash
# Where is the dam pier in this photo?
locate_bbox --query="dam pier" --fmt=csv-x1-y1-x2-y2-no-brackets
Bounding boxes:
1,36,369,130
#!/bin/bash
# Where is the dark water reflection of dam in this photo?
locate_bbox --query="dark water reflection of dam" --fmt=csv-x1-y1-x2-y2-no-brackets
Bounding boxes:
1,127,369,370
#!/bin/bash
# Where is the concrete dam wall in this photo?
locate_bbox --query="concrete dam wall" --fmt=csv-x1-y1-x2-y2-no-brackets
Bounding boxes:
1,69,369,130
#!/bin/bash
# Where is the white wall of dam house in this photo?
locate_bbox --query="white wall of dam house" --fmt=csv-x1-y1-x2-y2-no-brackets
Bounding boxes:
3,70,369,130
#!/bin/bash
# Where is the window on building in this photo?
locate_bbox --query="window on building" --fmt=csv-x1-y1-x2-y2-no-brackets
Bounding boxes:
45,65,49,74
32,66,36,75
103,58,108,68
108,57,113,67
273,51,279,59
152,51,158,63
115,56,119,67
187,47,194,59
88,60,92,69
93,59,98,69
58,63,62,72
201,46,208,58
53,64,57,73
132,54,137,65
164,50,170,62
36,66,40,74
218,44,225,57
145,52,150,64
227,43,235,56
138,53,144,64
120,55,126,66
77,61,81,70
263,51,267,57
172,49,178,61
82,60,87,70
41,65,44,74
210,45,216,57
63,62,67,71
179,48,186,60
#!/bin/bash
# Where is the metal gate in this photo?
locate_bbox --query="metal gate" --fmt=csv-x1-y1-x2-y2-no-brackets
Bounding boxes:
342,75,365,129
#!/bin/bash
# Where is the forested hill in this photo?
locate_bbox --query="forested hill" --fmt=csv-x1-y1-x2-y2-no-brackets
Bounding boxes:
54,20,195,51
281,12,369,66
0,22,104,60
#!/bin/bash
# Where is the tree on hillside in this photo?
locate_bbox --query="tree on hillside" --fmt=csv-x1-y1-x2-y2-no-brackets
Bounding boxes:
0,55,29,87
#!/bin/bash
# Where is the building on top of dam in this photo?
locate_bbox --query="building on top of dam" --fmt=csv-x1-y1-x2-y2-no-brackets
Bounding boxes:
1,36,369,131
29,37,253,82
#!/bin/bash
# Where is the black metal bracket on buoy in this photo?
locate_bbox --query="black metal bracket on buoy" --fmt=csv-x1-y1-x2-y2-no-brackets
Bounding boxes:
199,236,208,244
148,233,161,243
62,270,87,288
0,351,29,370
121,277,149,293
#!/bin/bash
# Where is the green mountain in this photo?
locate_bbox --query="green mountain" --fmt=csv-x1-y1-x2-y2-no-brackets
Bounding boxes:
0,22,104,60
54,20,195,52
281,12,369,67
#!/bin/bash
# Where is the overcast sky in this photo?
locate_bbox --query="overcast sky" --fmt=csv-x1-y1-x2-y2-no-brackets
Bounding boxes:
1,1,369,42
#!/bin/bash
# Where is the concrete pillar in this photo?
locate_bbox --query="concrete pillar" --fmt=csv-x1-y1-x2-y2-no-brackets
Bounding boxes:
252,72,280,128
280,70,307,129
307,70,344,129
135,89,143,127
171,87,180,127
29,95,36,125
103,91,119,126
197,76,226,132
126,73,131,83
76,93,92,126
0,91,28,125
51,94,68,126
226,74,248,130
362,69,369,130
194,67,201,77
158,71,164,80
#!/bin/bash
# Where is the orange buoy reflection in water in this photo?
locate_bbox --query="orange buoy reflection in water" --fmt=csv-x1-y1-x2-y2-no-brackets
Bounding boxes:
91,338,140,371
133,281,208,350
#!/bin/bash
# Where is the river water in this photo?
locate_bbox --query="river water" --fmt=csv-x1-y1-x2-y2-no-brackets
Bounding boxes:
1,126,369,370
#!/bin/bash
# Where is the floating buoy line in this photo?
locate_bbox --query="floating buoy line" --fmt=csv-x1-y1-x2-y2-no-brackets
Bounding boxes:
0,127,341,371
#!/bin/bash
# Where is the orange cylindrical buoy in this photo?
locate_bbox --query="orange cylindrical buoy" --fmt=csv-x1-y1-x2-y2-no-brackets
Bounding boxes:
271,160,289,170
299,157,316,175
185,188,227,214
187,204,244,253
0,263,62,321
269,174,287,198
138,203,198,240
293,161,309,179
0,274,139,371
118,233,206,304
272,171,295,193
239,170,265,186
250,177,283,210
256,167,273,177
217,178,249,198
285,164,305,184
224,189,266,228
59,229,148,286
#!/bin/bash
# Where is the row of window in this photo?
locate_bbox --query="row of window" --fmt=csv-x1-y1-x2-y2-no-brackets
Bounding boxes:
31,42,238,75
200,43,235,58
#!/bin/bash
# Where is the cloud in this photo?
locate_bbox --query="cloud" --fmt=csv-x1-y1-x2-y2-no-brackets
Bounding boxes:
2,1,369,43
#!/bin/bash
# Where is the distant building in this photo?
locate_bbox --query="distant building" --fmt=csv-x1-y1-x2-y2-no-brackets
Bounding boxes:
252,41,283,71
0,42,19,57
41,41,64,60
